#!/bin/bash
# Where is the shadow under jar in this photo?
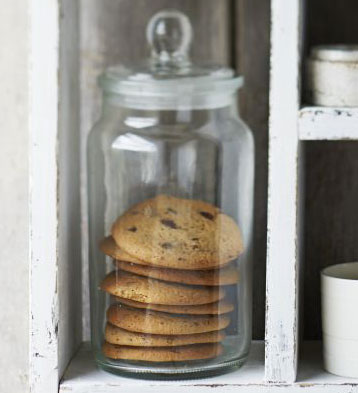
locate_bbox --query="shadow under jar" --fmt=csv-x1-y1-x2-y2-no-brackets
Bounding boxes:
87,9,255,379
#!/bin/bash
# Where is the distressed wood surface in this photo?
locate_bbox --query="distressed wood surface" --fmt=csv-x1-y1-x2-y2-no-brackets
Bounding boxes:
60,341,358,392
60,342,264,393
79,0,233,341
304,142,358,340
29,1,60,392
265,0,303,383
299,107,358,140
30,1,81,392
235,0,270,341
303,0,358,340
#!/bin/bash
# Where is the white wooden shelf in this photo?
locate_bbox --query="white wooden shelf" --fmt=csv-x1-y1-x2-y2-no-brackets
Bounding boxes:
60,341,265,393
298,342,358,390
299,107,358,140
60,341,358,392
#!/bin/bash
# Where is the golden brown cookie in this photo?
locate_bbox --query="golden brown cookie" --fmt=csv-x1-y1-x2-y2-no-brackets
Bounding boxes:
114,260,239,286
107,304,231,335
101,236,232,271
103,342,223,362
111,195,244,270
115,297,234,315
100,236,143,265
100,270,225,305
105,324,225,346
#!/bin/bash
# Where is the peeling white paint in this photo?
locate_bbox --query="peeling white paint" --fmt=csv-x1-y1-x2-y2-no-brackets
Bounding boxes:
30,1,82,392
59,342,358,393
299,107,358,140
29,0,60,392
265,0,303,383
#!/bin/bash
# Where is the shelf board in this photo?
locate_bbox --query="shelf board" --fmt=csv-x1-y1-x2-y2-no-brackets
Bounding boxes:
60,341,358,392
298,341,358,388
299,107,358,140
60,341,265,392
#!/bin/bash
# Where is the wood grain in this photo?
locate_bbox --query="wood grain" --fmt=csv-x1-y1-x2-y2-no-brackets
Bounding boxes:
235,0,270,340
30,2,82,392
30,1,61,392
58,0,82,379
265,0,303,383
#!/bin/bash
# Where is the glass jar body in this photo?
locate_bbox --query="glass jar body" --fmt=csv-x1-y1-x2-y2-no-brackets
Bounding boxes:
87,93,254,379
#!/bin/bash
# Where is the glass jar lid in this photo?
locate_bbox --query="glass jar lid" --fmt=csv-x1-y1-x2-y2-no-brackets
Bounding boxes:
99,9,243,110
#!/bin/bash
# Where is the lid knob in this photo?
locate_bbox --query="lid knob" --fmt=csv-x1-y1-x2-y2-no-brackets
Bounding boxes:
146,10,192,67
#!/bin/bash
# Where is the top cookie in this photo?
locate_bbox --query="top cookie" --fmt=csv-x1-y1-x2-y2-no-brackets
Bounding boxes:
100,236,144,265
111,195,244,270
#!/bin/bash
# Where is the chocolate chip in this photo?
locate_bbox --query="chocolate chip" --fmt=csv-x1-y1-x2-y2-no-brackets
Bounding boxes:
161,242,173,249
200,211,214,220
191,237,199,241
127,226,137,232
161,219,178,229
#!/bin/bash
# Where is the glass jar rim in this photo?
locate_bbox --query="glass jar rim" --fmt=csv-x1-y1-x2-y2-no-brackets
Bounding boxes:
99,72,244,98
99,72,244,110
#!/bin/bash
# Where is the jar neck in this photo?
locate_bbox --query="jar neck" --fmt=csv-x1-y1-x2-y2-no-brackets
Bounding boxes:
102,92,238,129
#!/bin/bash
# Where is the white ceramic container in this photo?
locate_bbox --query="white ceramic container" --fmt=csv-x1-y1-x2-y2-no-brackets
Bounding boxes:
306,45,358,106
321,262,358,378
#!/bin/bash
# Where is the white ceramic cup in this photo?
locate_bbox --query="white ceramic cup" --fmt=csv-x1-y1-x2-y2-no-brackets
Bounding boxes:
321,262,358,378
306,45,358,106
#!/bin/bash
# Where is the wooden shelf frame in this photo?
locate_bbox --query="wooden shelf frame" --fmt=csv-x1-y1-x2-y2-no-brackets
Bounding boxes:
265,0,304,383
299,107,358,140
29,0,358,392
266,0,358,386
60,341,358,393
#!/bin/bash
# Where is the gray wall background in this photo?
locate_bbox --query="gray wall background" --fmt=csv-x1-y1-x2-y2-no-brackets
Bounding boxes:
0,1,29,392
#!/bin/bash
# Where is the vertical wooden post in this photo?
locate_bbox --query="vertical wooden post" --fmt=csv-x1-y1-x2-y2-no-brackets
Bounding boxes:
30,1,81,392
29,0,60,392
265,0,303,383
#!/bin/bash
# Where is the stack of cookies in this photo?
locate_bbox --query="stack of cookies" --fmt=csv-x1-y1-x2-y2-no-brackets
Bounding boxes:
99,195,244,363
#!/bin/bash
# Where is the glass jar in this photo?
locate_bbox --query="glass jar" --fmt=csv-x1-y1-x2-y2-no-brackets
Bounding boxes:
87,10,254,379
